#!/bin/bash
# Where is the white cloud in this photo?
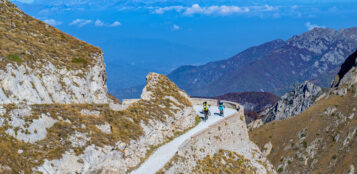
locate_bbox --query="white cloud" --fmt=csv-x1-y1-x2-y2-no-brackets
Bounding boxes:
153,6,184,14
93,20,121,27
305,22,325,30
111,21,121,27
43,19,62,26
152,4,283,16
172,24,180,30
69,19,92,27
183,4,250,16
95,19,105,27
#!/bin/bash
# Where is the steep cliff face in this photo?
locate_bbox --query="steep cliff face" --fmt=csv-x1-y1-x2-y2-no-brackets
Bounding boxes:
250,51,357,173
262,81,323,123
0,0,108,104
159,110,276,174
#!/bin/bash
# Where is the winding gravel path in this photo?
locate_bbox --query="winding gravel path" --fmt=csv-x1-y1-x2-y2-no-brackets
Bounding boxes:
131,105,237,174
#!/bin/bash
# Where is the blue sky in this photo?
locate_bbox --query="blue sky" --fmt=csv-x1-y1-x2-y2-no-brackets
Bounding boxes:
10,0,357,91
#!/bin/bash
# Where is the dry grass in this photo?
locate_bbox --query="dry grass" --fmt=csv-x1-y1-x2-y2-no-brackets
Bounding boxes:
250,92,357,173
0,0,101,70
0,104,141,173
193,149,256,174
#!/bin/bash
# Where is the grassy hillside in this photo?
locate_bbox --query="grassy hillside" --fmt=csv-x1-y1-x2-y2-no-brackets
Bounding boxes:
0,0,101,70
250,91,357,173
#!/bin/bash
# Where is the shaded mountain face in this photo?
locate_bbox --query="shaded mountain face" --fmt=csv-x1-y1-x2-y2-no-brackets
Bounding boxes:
250,51,357,173
168,27,357,97
331,50,357,87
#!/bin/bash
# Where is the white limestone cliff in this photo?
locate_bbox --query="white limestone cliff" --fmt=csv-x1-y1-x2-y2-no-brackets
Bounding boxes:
0,54,109,104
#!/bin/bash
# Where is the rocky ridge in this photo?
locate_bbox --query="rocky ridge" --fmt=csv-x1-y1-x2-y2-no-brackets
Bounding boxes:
250,50,357,173
262,81,323,123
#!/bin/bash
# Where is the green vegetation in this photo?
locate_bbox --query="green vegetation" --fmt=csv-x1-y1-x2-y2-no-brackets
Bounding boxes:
6,54,22,63
72,57,88,65
332,155,337,160
278,168,283,172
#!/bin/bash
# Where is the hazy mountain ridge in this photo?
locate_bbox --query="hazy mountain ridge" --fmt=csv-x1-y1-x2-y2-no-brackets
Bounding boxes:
168,27,357,96
167,39,286,96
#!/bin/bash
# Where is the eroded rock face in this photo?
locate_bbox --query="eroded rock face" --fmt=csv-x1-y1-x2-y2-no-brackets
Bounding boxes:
262,81,323,123
0,55,109,104
36,73,197,173
160,110,276,174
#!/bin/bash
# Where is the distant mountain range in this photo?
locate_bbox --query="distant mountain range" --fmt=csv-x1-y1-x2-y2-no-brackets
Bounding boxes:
168,27,357,96
116,27,357,99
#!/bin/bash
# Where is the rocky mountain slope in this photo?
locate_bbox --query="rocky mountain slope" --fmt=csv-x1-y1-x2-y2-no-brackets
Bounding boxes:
159,110,276,174
168,27,357,96
0,72,198,173
250,50,357,173
0,1,199,173
262,81,323,123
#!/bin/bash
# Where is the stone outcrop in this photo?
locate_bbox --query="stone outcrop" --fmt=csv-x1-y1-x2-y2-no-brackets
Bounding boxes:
159,109,276,174
0,57,109,104
36,73,197,173
262,81,323,123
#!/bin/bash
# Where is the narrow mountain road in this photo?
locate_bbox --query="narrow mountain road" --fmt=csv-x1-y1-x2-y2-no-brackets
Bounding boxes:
131,105,237,174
